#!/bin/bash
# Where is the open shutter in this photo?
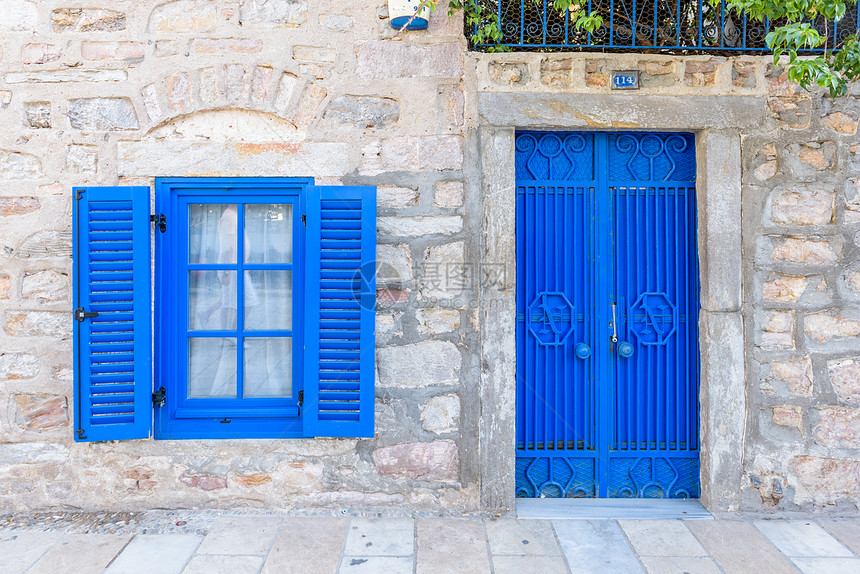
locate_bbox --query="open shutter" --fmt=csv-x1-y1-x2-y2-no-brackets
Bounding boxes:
304,186,376,438
73,186,152,442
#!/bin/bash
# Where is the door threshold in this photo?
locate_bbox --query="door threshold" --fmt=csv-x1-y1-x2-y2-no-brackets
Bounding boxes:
516,498,713,520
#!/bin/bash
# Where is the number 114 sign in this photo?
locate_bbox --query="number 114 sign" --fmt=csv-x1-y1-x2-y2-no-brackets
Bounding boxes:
611,70,640,90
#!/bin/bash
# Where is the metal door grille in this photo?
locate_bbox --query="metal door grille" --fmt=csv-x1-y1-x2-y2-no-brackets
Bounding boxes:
515,131,700,499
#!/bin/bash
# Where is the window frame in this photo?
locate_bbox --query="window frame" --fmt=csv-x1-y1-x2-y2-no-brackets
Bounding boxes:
154,177,313,440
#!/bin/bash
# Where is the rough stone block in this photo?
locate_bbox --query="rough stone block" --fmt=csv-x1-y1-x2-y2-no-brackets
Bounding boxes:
771,237,838,265
762,357,813,397
293,45,336,63
757,310,795,350
21,43,61,65
416,307,460,335
761,274,808,303
770,187,834,226
0,275,8,299
684,58,723,86
319,14,353,32
251,66,274,104
273,72,299,114
166,73,192,113
140,84,162,122
15,231,72,259
24,102,51,129
179,474,227,491
792,456,860,505
377,186,418,209
421,241,466,299
732,61,756,88
68,98,139,131
0,0,37,32
52,8,125,32
355,41,462,79
81,41,145,61
805,311,860,343
378,216,463,237
814,407,860,448
421,394,460,434
22,270,69,303
149,1,216,33
7,70,127,83
767,97,811,129
753,143,778,181
66,145,97,174
325,96,399,129
0,442,69,464
372,440,458,481
191,39,263,54
240,0,307,28
489,62,528,86
11,394,69,430
828,358,860,404
0,91,11,106
772,405,803,433
0,197,40,216
232,472,272,487
821,111,859,134
843,179,860,223
540,58,571,87
448,87,464,128
292,85,327,127
377,243,412,287
0,150,42,179
434,181,464,208
0,353,39,379
377,340,461,388
155,40,182,57
5,311,72,339
796,141,836,171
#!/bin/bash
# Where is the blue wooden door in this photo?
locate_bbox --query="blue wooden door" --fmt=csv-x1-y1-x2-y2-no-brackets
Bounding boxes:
515,131,700,498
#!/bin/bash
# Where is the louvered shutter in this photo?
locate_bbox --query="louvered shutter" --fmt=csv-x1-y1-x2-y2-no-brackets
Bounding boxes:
304,186,376,438
73,186,152,442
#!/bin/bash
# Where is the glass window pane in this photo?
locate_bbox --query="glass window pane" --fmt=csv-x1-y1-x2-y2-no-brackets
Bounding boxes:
189,204,237,264
189,271,237,331
188,338,237,398
243,337,292,398
244,270,292,330
245,204,292,264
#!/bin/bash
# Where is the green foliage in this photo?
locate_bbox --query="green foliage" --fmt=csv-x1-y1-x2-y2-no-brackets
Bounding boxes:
716,0,860,97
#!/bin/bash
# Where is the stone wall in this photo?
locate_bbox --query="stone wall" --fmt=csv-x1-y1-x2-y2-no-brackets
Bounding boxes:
0,0,858,514
0,0,479,512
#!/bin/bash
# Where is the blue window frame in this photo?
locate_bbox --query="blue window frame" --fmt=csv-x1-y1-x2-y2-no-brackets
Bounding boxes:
155,178,311,439
72,178,376,442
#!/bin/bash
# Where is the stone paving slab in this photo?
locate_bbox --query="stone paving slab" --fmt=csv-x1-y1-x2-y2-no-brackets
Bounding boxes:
0,532,63,574
638,555,722,574
755,520,855,557
553,519,644,573
619,520,708,557
485,519,561,556
492,554,570,574
686,520,800,574
262,517,347,574
340,556,414,573
195,516,280,556
416,518,491,574
182,554,264,574
344,518,414,557
790,556,860,574
102,534,203,574
817,520,860,555
27,534,131,574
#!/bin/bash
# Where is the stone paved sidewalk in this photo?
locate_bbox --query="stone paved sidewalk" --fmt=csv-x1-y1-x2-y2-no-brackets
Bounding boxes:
1,512,860,573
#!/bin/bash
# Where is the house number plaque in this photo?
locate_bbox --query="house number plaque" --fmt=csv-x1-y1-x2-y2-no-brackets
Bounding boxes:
611,70,640,90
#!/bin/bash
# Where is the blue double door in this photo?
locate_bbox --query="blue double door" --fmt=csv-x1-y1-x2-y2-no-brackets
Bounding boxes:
515,131,700,498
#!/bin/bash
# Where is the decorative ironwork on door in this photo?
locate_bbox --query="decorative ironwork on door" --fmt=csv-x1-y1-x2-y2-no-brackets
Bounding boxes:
515,131,700,499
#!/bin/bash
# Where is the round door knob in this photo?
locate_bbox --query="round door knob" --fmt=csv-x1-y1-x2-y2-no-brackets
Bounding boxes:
575,343,592,360
618,341,634,358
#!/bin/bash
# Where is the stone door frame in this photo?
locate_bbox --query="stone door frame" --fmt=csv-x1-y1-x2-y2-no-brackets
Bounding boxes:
477,92,764,512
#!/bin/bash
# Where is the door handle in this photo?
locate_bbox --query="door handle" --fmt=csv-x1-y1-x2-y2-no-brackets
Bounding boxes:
575,342,592,359
617,341,634,358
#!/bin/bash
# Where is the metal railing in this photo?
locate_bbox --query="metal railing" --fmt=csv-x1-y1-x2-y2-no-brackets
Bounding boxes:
476,0,859,53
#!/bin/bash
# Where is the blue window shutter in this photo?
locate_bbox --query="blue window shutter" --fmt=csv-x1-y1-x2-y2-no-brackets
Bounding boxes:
73,186,152,442
304,186,376,438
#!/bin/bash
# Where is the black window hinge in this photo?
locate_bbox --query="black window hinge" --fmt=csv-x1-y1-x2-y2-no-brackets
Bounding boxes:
297,390,304,407
301,214,306,226
73,189,85,200
151,214,166,233
76,429,87,439
152,386,166,408
74,307,99,322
